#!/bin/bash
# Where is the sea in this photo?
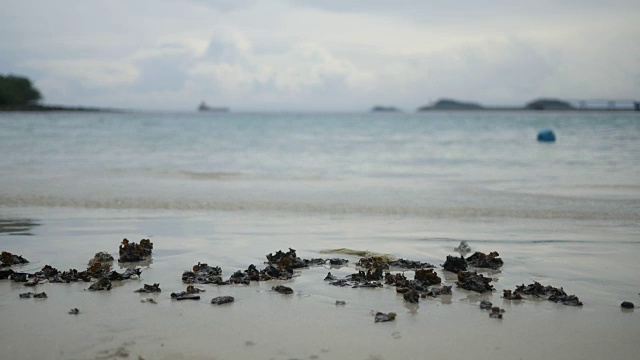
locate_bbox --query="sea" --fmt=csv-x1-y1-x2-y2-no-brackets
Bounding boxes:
0,110,639,359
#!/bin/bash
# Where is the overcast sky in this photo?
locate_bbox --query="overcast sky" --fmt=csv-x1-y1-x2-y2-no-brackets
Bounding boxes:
1,0,639,111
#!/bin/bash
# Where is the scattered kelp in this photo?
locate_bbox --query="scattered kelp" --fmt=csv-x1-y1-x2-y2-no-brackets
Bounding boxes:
88,277,112,291
414,269,441,285
171,285,205,300
388,259,435,269
135,283,161,293
456,271,494,293
1,251,29,267
50,269,92,283
442,255,467,273
107,268,142,281
19,291,49,298
479,300,493,310
68,308,80,315
489,307,505,319
422,285,452,298
182,263,223,284
454,241,471,255
272,285,294,294
141,298,157,304
211,296,235,305
403,289,420,303
466,251,503,269
88,251,114,266
504,282,583,306
0,269,14,279
335,300,346,306
266,248,308,269
118,238,153,262
374,311,396,323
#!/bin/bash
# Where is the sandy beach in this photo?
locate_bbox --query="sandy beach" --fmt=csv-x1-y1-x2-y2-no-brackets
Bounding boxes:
1,208,639,360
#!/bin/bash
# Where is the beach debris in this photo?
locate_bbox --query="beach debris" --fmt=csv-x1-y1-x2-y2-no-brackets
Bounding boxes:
502,289,523,300
211,296,235,305
228,270,251,285
621,301,634,309
19,292,34,298
321,248,396,262
414,268,442,285
88,277,112,291
466,251,503,269
456,271,494,293
454,241,471,255
107,267,142,281
489,307,505,319
9,272,30,282
479,300,493,310
422,285,452,298
182,263,223,284
135,283,161,293
327,258,349,266
171,285,205,300
0,269,14,279
324,272,337,281
68,308,80,315
403,289,420,303
88,251,114,265
1,251,29,267
335,300,346,306
34,292,47,298
140,298,157,304
374,311,397,323
388,259,435,269
266,248,308,269
49,269,92,283
442,255,467,273
118,238,153,262
272,285,294,294
505,282,583,306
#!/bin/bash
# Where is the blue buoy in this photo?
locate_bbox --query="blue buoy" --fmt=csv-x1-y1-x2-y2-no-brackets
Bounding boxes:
537,128,556,142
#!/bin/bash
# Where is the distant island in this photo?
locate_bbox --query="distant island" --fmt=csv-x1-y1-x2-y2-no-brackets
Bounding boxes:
525,98,574,110
418,99,483,111
371,105,400,112
198,101,229,112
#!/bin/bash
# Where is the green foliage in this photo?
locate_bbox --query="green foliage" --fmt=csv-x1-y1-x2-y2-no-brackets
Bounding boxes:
0,74,42,105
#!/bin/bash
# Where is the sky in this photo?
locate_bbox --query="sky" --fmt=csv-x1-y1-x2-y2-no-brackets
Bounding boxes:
1,0,639,111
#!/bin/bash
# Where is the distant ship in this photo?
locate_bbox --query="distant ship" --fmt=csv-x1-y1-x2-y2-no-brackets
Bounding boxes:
198,101,228,112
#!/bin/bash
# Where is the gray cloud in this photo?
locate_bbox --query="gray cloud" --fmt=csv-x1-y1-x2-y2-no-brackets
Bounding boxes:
2,0,638,111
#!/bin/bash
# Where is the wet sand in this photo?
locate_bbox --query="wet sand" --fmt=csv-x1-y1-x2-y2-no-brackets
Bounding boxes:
1,209,639,360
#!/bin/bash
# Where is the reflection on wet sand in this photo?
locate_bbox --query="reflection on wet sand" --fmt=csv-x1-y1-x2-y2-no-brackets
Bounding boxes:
0,218,39,235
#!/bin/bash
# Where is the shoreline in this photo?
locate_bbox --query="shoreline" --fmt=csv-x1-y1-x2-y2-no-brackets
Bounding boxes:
0,104,121,112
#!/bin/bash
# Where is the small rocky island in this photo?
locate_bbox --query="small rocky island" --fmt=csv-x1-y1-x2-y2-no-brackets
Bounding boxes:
418,99,484,111
525,98,574,110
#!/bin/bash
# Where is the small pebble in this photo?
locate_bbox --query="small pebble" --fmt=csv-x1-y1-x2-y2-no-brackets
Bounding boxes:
68,308,80,315
335,300,346,306
621,301,634,309
140,298,157,304
479,300,493,310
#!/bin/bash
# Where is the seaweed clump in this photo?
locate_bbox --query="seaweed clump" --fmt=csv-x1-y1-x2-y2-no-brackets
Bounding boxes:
1,251,29,267
504,282,583,306
135,283,161,293
182,263,223,284
118,238,153,263
466,251,503,269
456,271,494,293
442,255,467,273
388,259,434,269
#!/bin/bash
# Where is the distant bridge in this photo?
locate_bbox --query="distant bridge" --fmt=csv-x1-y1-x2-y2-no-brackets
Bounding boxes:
566,99,640,111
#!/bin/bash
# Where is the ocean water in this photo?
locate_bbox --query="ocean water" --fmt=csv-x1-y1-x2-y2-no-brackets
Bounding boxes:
1,110,640,359
1,110,639,238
